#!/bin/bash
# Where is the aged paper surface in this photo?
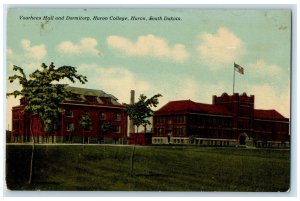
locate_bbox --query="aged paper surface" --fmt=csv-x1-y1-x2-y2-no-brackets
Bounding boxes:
5,7,291,192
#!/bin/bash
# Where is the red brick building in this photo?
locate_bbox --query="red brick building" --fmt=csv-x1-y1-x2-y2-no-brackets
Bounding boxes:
153,93,290,147
11,86,127,144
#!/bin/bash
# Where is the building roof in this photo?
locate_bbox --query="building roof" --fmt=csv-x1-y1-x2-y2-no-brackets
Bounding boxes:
65,86,120,105
254,109,287,120
155,99,288,121
155,100,231,116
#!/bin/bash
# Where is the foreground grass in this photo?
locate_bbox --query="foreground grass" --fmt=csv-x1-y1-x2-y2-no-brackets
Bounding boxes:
6,145,290,191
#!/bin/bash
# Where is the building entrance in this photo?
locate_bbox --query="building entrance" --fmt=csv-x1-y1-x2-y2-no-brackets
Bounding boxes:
167,132,172,143
238,133,248,145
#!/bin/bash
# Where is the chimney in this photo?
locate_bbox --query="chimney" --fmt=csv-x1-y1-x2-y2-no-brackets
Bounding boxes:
129,90,135,134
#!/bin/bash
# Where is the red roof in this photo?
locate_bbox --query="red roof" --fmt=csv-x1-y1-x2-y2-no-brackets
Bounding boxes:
155,100,231,116
254,109,287,120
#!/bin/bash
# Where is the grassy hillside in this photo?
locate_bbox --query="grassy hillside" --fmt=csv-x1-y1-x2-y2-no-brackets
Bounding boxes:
6,145,290,191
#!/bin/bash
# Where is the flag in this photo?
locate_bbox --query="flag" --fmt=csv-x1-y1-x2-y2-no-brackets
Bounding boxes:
234,62,244,74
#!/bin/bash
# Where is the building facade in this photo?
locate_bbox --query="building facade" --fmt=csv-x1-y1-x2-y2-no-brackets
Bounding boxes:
11,86,127,144
152,93,290,147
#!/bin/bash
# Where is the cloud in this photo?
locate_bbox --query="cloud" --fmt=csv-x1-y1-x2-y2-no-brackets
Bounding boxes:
247,84,290,118
175,77,226,103
247,59,283,78
22,62,46,73
77,64,152,103
157,76,228,109
21,39,47,60
57,38,101,56
198,27,245,69
157,77,199,105
107,34,190,62
7,62,47,76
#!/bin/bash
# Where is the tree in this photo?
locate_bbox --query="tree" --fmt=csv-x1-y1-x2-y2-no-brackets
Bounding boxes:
79,112,93,144
100,121,113,155
7,62,87,134
124,93,162,176
7,62,87,184
101,121,113,143
101,122,113,134
124,93,162,133
67,123,75,143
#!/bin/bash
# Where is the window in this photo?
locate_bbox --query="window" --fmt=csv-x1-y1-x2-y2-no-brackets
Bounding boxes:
167,120,173,130
99,112,106,120
100,97,112,104
65,109,73,117
85,95,97,103
71,94,82,101
199,118,205,126
156,117,165,124
114,113,121,121
157,128,164,136
175,116,185,124
174,127,185,136
66,123,75,131
113,125,121,133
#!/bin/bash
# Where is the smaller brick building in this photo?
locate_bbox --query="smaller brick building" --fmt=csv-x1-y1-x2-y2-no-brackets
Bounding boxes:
11,86,127,144
152,93,290,147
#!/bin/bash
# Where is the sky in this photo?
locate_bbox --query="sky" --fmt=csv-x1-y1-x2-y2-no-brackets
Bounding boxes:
5,8,291,130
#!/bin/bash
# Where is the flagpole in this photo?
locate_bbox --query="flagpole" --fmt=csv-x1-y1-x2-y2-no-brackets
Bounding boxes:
233,62,236,94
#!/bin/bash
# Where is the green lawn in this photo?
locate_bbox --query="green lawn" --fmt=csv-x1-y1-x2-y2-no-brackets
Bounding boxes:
5,144,290,191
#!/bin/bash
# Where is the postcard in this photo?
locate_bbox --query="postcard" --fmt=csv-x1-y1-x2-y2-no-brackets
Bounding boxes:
5,7,291,192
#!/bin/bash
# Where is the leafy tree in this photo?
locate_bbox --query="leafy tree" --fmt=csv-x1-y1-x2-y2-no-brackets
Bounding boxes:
79,112,93,131
67,123,75,143
101,121,113,137
7,62,87,133
101,122,113,134
7,62,87,184
124,93,162,176
79,112,93,144
100,121,113,153
124,93,162,133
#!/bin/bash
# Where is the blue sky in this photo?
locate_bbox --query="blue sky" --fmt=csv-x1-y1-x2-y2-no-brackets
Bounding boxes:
6,8,291,129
